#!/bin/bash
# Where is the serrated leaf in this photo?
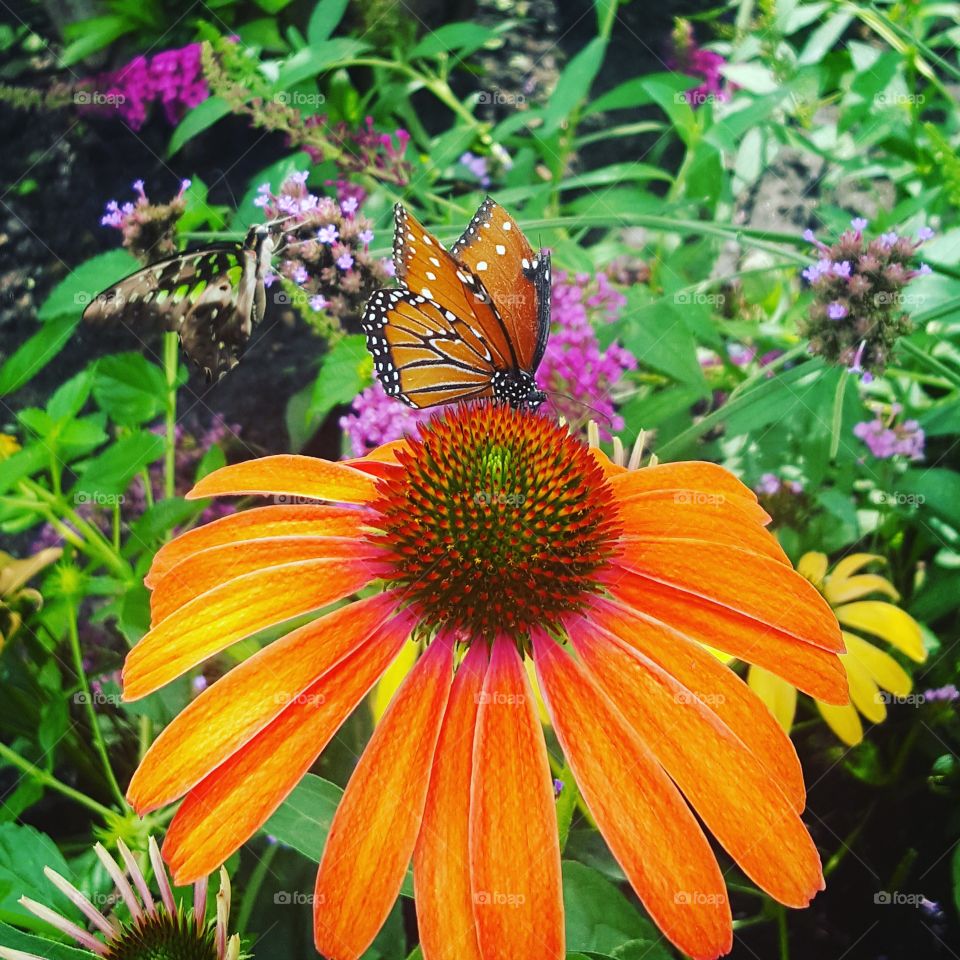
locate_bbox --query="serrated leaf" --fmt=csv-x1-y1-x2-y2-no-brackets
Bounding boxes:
93,353,168,426
39,250,140,323
47,369,93,421
73,432,165,499
0,823,80,935
410,22,497,60
308,0,351,44
309,335,372,419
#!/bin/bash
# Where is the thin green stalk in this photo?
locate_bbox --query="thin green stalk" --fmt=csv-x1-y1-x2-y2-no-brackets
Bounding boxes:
163,331,179,501
897,337,960,391
236,843,280,934
829,369,850,462
0,742,116,822
66,597,128,809
777,903,789,960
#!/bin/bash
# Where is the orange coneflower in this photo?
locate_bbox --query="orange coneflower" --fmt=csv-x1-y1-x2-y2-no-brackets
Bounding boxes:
124,403,846,960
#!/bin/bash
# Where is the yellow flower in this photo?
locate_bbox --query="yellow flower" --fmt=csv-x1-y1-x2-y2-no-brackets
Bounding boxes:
0,434,20,458
749,552,925,746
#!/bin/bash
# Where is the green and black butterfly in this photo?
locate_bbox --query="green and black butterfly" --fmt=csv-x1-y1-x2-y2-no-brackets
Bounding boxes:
83,224,277,381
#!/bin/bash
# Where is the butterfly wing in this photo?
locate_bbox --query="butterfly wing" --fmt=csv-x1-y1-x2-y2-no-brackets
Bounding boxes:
392,204,519,370
83,244,258,379
451,197,551,371
361,288,498,408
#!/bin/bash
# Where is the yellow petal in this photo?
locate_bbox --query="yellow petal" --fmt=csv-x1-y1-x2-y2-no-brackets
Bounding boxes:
797,552,828,587
829,553,886,584
747,665,798,732
816,700,863,746
844,632,912,697
834,601,926,662
370,639,420,723
525,656,552,726
842,653,886,725
824,574,900,606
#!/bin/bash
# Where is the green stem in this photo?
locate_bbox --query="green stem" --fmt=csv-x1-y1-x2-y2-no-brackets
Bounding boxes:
829,369,850,462
163,331,179,501
776,903,790,960
897,337,960,391
236,843,279,934
0,742,116,822
66,597,128,809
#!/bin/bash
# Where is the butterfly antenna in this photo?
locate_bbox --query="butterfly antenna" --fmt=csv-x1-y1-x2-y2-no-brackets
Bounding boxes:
543,389,616,433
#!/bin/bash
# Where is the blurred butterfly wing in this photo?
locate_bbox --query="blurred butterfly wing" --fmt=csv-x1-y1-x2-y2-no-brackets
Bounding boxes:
392,204,516,368
451,197,551,370
361,288,497,408
82,245,257,379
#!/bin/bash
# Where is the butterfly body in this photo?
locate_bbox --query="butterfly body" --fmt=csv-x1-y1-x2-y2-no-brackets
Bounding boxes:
84,224,275,379
361,198,550,410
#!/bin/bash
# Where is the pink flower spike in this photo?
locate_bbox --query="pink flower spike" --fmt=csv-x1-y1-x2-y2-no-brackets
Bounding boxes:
116,838,156,916
94,843,142,921
149,836,177,915
41,867,117,937
194,875,209,933
18,897,108,956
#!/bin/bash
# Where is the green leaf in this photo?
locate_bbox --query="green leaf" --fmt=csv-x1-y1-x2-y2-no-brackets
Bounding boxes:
410,22,497,60
93,354,168,426
897,468,960,530
274,39,370,90
168,97,233,157
47,369,93,421
262,773,343,862
0,445,47,494
254,0,294,12
563,861,671,957
541,37,607,136
0,315,81,397
60,14,131,65
309,335,372,419
618,294,706,387
128,498,205,549
798,12,854,65
308,0,351,44
73,432,165,499
0,823,79,935
952,842,960,918
39,250,140,323
0,922,90,960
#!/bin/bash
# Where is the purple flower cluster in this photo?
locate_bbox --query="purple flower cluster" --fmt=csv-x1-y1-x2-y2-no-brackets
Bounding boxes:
340,383,436,457
83,43,208,130
853,404,925,460
254,172,392,328
924,684,959,703
539,270,636,434
668,19,732,108
101,178,191,260
459,151,492,188
302,115,411,185
755,472,804,496
340,270,637,453
799,218,933,380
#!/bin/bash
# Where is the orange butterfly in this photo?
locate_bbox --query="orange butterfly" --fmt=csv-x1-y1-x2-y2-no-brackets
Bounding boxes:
361,198,551,409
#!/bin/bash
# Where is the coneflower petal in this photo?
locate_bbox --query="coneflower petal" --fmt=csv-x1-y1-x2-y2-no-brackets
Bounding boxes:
116,839,155,916
146,503,366,587
414,643,487,960
123,556,377,700
186,454,378,504
590,595,806,811
17,897,108,956
314,635,455,960
612,542,842,651
93,843,141,922
150,535,383,625
568,617,824,907
469,638,564,960
533,632,732,960
129,591,403,813
163,609,415,884
41,867,116,937
607,570,848,703
609,460,762,503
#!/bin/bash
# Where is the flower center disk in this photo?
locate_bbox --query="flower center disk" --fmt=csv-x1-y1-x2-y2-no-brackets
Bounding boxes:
104,908,219,960
372,404,620,638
